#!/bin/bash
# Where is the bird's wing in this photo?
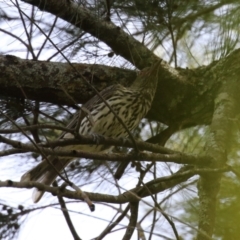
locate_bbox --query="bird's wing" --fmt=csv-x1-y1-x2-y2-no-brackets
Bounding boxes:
58,84,121,139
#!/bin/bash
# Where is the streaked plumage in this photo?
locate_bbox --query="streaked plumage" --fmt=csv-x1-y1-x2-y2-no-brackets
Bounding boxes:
21,60,161,203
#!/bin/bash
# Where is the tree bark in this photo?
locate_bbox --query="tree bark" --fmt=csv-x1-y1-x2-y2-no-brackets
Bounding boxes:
2,50,240,128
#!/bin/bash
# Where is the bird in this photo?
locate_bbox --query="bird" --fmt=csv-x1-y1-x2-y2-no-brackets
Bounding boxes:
20,59,161,203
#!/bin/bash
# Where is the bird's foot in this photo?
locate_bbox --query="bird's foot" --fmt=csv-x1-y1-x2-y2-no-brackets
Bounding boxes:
118,137,130,146
90,133,104,145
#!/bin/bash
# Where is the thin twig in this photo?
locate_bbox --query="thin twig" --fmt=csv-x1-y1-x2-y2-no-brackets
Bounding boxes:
0,124,75,134
122,202,139,240
96,204,130,240
53,182,82,240
0,148,25,157
140,179,180,240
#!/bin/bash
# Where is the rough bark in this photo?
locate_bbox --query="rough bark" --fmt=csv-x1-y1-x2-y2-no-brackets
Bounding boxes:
0,55,135,105
0,52,225,128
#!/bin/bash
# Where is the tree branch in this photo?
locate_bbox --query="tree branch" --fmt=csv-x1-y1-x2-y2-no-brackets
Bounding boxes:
0,134,211,165
21,0,157,69
122,202,139,240
0,166,230,204
0,49,234,127
53,182,82,240
0,55,135,105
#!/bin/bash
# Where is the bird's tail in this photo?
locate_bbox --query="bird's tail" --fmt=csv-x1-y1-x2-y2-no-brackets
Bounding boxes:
21,156,71,203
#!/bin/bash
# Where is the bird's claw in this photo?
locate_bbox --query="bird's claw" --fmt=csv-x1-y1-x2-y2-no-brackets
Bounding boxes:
90,133,104,145
118,137,129,146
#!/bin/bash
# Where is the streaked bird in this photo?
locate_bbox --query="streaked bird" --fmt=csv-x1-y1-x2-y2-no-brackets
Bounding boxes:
21,60,161,203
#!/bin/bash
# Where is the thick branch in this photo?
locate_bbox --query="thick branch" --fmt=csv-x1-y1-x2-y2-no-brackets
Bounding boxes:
21,0,157,69
0,53,217,127
0,55,135,105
